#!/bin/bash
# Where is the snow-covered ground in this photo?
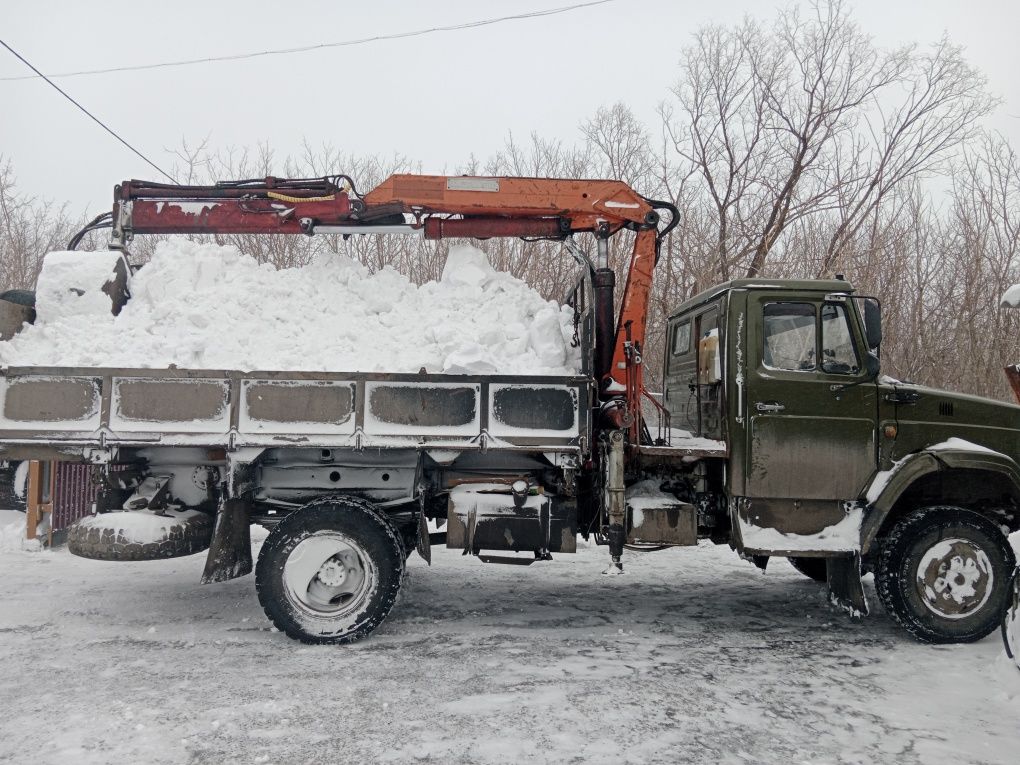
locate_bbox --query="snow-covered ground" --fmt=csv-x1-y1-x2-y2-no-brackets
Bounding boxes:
1,523,1018,764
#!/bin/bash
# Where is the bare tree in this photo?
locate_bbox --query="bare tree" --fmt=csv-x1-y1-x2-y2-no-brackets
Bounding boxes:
0,158,81,290
660,1,994,282
819,36,997,274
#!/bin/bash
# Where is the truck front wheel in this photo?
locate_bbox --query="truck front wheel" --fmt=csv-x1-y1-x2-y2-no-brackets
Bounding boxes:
876,506,1015,643
255,496,405,644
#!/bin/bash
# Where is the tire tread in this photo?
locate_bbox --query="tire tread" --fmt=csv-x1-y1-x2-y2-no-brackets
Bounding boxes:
67,512,213,561
875,505,1014,643
254,495,405,645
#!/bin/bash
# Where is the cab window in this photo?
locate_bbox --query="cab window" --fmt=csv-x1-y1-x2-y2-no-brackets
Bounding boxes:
763,303,815,371
672,320,691,356
821,303,860,374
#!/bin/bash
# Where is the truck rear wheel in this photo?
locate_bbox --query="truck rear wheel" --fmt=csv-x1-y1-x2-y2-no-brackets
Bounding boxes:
876,506,1015,643
255,496,405,644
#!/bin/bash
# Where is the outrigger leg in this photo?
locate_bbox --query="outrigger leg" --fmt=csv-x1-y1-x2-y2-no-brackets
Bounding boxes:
603,430,626,575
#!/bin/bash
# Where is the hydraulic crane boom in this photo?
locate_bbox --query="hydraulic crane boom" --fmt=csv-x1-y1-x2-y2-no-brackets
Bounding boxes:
89,173,676,441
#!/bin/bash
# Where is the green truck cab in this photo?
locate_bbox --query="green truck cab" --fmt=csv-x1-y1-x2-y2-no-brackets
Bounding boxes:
663,278,1019,644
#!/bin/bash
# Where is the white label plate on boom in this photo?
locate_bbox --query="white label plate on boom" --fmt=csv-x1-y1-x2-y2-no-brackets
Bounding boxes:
447,177,500,193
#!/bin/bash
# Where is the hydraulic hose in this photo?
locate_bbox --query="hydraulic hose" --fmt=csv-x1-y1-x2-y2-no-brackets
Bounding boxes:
641,195,680,265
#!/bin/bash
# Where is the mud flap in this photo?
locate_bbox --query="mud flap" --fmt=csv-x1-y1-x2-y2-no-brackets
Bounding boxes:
201,498,252,583
1003,567,1020,671
826,553,868,618
415,499,431,565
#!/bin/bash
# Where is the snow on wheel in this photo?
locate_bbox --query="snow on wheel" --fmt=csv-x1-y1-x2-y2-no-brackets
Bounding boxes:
68,509,213,561
255,496,405,644
1003,568,1020,670
876,506,1015,643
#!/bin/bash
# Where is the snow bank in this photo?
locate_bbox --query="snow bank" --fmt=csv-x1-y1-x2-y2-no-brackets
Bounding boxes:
0,241,581,376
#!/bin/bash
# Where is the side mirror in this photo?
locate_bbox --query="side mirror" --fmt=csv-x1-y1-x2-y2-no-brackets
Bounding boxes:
863,298,882,351
865,352,881,379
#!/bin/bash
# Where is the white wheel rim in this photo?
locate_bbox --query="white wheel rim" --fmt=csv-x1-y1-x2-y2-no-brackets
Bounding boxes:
283,532,375,618
915,537,993,620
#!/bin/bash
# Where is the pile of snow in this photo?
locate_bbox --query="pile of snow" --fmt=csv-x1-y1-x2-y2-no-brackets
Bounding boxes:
0,509,39,552
0,241,581,376
1002,284,1020,308
33,250,125,321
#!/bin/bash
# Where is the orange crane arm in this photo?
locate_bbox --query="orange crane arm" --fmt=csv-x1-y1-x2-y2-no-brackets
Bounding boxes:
363,174,656,232
99,173,674,438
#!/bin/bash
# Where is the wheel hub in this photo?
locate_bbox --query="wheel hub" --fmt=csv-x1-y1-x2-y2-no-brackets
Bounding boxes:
316,557,347,587
916,538,993,619
282,533,372,616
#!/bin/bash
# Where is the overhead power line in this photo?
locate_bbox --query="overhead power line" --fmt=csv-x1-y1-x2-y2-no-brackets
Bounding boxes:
0,38,178,183
0,0,614,82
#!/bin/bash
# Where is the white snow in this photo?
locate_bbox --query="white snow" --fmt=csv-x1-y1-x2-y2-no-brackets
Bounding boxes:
1001,284,1020,308
0,241,581,377
32,250,126,322
0,508,36,552
665,428,727,453
12,460,28,498
74,508,205,544
865,457,908,505
739,506,864,552
625,479,677,510
866,439,1007,506
626,479,683,528
0,535,1018,763
926,437,1006,457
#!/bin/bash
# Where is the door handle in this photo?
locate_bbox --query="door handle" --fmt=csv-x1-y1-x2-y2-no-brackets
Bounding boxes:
755,401,785,413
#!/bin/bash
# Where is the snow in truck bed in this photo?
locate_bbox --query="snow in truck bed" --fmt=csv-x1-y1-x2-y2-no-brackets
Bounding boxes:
0,241,582,376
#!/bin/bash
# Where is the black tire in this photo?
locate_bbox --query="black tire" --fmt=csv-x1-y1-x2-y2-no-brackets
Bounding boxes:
255,496,405,644
788,556,827,583
68,510,213,561
876,506,1015,643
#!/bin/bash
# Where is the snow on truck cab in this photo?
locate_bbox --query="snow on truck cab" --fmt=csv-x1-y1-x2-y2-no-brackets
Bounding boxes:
0,173,1018,652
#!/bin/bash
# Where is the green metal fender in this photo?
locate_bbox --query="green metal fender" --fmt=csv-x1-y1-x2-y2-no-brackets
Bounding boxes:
859,447,1020,554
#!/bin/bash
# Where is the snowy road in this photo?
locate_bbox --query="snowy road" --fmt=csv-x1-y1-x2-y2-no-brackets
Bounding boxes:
1,524,1018,764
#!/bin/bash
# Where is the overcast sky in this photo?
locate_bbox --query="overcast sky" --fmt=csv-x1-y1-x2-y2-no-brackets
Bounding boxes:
2,0,1018,214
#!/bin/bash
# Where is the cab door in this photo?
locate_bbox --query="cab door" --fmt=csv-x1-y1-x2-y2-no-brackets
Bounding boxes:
742,294,878,536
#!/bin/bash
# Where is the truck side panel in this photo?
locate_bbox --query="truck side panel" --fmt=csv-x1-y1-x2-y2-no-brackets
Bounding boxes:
0,368,591,458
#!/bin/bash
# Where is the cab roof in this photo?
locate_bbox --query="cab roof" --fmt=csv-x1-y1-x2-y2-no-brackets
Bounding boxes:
667,278,855,320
